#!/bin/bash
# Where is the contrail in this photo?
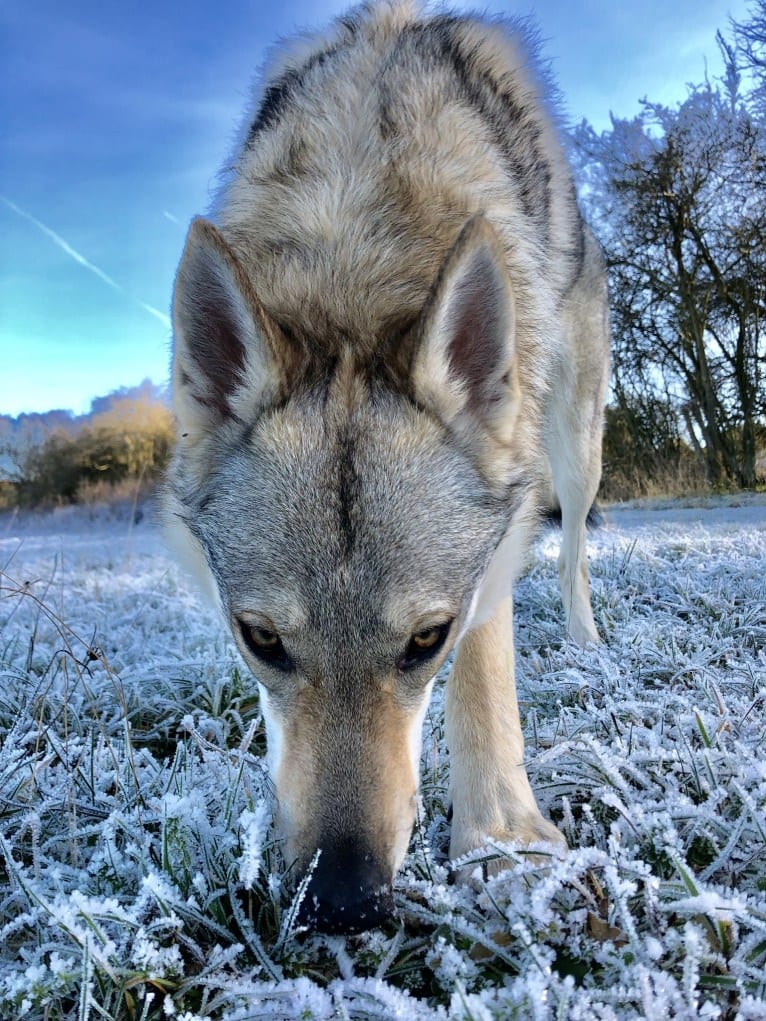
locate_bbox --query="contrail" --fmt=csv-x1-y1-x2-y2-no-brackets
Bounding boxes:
1,195,171,329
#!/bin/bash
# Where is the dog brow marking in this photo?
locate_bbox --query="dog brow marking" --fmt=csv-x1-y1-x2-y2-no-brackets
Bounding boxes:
337,423,357,558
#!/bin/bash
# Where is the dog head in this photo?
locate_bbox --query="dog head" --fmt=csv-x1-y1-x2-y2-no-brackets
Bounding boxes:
163,215,531,931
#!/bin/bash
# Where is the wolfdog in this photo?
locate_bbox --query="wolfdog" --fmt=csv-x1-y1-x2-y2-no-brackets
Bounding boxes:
162,0,610,933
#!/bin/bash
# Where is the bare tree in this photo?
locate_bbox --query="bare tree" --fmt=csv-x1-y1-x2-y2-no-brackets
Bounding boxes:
732,0,766,118
574,60,766,487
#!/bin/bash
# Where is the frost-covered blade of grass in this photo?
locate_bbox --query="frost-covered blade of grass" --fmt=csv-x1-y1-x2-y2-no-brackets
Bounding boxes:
0,500,764,1020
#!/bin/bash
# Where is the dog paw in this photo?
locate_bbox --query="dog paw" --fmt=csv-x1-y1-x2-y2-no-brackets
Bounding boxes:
450,813,567,881
567,611,600,647
571,625,600,647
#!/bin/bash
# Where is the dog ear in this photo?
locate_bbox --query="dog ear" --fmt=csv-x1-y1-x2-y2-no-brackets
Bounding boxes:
411,216,519,444
171,217,291,437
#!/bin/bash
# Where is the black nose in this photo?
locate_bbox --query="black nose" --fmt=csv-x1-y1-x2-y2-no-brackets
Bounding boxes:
297,839,395,934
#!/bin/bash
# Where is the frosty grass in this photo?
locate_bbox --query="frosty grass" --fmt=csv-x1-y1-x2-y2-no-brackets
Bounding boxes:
0,497,764,1021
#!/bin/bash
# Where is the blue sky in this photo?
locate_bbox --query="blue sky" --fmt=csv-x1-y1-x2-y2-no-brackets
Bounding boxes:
0,0,750,416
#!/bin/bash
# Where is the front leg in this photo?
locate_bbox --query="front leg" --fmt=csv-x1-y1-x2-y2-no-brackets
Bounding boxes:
446,596,564,863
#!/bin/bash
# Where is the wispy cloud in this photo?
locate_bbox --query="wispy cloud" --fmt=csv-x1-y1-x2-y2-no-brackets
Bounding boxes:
1,195,171,329
163,210,180,224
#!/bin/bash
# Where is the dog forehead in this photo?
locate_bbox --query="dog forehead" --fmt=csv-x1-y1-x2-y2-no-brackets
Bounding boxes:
209,392,501,620
252,394,492,547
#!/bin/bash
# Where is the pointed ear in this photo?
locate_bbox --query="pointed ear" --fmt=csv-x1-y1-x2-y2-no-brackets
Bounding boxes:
411,216,519,442
171,217,289,437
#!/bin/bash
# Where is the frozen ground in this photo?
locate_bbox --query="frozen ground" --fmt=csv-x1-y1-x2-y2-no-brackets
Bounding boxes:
0,496,764,1020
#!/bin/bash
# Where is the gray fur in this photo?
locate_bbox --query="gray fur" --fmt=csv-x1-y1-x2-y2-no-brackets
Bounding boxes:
162,0,610,931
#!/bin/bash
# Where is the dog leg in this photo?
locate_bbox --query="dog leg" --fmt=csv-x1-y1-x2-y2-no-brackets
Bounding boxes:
557,490,600,646
545,368,602,646
447,596,564,865
548,236,609,646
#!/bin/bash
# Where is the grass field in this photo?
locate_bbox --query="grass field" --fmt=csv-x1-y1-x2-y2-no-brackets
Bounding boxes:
1,497,765,1020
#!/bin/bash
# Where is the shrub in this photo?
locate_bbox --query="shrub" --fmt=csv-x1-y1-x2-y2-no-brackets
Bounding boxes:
5,398,174,508
600,400,711,502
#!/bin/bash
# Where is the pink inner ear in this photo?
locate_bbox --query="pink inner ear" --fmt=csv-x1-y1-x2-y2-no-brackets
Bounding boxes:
445,251,507,409
174,223,254,421
185,287,248,417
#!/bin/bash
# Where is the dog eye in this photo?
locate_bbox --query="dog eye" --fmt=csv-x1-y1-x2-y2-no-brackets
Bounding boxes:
412,627,443,650
399,621,452,672
237,620,293,672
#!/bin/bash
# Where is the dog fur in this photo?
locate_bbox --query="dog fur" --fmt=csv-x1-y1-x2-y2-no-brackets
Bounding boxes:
162,0,610,932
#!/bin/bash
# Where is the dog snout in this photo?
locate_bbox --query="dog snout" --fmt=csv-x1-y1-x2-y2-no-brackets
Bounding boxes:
297,838,395,934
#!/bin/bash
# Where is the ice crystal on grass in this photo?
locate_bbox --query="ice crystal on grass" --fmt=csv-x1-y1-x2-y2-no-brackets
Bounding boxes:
0,499,765,1019
238,802,272,891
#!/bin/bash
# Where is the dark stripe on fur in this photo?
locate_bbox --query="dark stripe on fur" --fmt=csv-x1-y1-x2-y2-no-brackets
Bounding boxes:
564,191,588,293
246,16,358,146
247,50,334,143
248,12,552,235
337,424,357,558
387,18,551,234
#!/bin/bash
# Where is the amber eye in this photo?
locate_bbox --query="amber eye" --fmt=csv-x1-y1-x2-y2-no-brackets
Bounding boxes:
412,626,443,650
399,621,452,672
251,628,280,649
236,620,292,672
